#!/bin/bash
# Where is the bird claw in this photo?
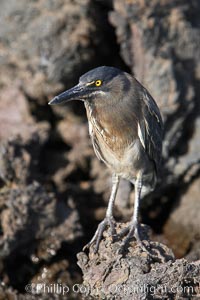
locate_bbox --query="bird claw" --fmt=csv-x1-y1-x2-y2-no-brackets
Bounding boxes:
83,220,151,257
83,216,117,253
117,224,148,255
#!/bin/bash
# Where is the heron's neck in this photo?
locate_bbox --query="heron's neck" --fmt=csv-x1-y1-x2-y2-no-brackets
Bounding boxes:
84,100,114,124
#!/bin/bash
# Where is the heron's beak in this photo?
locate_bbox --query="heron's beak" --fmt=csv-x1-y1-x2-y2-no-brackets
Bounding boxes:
48,83,86,105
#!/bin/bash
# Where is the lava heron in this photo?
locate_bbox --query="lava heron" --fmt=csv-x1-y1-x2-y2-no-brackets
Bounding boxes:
49,66,163,253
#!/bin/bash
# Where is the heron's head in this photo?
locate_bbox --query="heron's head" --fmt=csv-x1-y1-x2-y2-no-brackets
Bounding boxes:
48,66,131,106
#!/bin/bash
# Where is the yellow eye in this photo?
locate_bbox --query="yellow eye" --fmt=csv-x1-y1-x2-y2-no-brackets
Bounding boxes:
95,80,102,87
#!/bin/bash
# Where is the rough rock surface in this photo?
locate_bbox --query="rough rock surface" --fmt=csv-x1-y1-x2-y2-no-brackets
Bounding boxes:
77,224,200,300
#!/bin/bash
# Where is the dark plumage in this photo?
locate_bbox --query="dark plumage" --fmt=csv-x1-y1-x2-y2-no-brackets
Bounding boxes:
49,66,163,253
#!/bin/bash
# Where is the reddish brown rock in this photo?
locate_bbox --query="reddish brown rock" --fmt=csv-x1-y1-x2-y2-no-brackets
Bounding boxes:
164,177,200,258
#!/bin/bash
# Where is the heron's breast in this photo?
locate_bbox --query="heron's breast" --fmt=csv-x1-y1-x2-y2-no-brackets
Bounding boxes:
88,117,140,176
86,104,135,150
85,101,140,169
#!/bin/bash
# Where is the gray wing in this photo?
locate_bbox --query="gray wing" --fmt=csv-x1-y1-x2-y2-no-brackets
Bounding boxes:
138,88,163,173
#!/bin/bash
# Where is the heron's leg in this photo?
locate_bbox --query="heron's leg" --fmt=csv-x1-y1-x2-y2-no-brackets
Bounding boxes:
83,174,119,253
119,173,146,253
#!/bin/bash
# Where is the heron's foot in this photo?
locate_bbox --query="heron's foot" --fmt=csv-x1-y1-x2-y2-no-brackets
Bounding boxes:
118,223,148,255
83,216,117,253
